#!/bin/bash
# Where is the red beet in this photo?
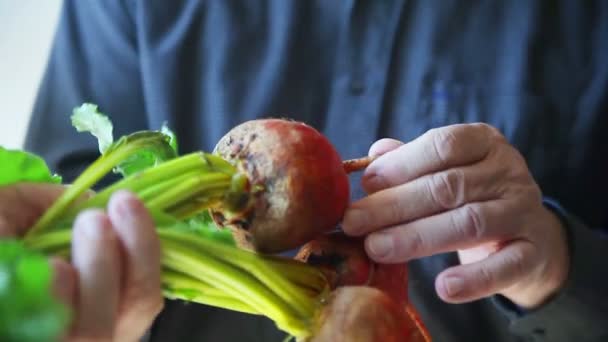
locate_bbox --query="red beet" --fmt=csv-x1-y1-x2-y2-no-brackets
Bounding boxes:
211,119,350,253
295,232,409,304
307,286,421,342
296,232,432,341
295,232,372,289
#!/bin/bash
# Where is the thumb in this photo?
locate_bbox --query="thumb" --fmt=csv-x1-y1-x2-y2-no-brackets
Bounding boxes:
368,138,404,158
362,139,404,193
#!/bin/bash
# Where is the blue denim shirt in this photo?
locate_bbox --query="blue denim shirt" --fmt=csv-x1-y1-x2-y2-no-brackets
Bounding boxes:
25,1,608,341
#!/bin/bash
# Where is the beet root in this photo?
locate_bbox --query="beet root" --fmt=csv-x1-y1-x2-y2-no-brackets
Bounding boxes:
306,286,419,342
295,231,409,305
211,119,350,253
296,232,431,341
295,232,372,288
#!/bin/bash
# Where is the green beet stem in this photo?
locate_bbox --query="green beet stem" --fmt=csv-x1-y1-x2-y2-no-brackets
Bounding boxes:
158,229,322,320
146,173,231,212
20,133,323,339
55,153,236,226
162,270,259,315
25,133,175,238
26,226,322,338
166,195,223,219
161,239,308,336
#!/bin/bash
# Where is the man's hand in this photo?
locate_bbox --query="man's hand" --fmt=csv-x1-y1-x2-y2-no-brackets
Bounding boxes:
342,123,570,309
0,183,163,341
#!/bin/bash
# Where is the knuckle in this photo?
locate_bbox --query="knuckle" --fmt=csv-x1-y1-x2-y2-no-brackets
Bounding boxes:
404,228,426,258
474,123,507,145
476,265,495,293
507,180,542,206
502,146,531,180
431,128,460,165
125,292,164,322
123,279,163,316
507,248,529,280
511,161,529,181
386,197,406,223
476,122,503,138
459,204,485,240
429,170,464,209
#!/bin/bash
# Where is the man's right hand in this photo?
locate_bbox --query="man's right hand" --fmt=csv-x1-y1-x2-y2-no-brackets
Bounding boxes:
0,184,163,341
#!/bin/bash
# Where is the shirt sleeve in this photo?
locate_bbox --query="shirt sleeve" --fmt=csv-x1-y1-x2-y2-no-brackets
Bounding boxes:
491,198,608,342
24,0,149,184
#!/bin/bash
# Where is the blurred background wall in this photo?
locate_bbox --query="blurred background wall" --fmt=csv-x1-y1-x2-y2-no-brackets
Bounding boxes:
0,0,62,148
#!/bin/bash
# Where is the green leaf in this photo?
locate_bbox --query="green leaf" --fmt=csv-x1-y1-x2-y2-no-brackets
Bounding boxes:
110,132,178,177
171,211,236,247
70,103,178,178
161,123,179,154
0,240,69,342
71,103,114,154
0,147,62,186
163,287,202,301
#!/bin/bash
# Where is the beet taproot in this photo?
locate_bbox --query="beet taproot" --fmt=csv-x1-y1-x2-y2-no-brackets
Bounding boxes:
211,119,350,253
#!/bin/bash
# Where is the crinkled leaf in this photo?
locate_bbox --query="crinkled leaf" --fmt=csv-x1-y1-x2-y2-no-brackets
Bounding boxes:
70,103,178,178
0,147,62,186
171,212,236,246
109,132,178,177
0,240,69,342
161,123,179,154
71,103,114,154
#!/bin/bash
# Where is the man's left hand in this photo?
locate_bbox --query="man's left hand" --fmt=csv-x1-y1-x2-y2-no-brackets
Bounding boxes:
342,123,569,309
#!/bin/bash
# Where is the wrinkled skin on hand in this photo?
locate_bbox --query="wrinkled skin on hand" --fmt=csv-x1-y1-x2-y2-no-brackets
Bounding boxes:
343,123,570,309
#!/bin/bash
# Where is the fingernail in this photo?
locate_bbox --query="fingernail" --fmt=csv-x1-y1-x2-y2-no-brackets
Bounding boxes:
444,276,465,297
367,233,394,259
342,208,366,235
112,191,139,218
78,211,108,240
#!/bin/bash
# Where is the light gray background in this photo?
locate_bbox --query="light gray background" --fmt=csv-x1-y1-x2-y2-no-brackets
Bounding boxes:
0,0,62,148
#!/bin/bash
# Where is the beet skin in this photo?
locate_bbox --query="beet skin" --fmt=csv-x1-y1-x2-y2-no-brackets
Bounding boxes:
307,286,413,342
212,119,350,253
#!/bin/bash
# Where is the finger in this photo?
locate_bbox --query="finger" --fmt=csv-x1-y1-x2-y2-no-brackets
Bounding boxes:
362,200,523,263
435,240,536,303
71,210,122,340
362,123,503,193
0,183,66,236
0,183,95,237
368,138,404,158
344,158,509,236
107,191,163,339
50,257,77,309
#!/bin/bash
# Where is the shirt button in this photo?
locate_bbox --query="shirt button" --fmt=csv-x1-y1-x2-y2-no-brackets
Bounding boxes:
349,79,366,95
532,327,546,340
